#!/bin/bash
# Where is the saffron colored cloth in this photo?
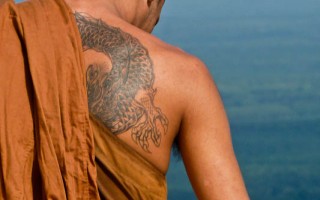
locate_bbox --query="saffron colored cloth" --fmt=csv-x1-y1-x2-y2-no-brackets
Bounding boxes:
0,0,168,199
92,118,167,200
0,0,99,199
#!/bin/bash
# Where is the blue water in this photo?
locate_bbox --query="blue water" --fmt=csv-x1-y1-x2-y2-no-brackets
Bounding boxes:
154,0,320,199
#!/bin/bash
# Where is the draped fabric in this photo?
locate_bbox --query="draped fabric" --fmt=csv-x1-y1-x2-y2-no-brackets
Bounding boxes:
92,118,167,200
0,0,99,199
0,0,167,199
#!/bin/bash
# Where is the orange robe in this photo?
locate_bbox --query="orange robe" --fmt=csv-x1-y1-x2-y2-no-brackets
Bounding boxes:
0,0,99,199
92,119,167,200
0,0,167,199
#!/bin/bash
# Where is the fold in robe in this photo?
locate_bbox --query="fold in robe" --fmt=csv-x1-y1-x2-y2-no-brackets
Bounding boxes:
92,118,167,200
0,0,99,199
0,0,167,199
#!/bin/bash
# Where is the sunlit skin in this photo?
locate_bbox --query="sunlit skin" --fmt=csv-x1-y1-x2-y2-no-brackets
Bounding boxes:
65,0,250,199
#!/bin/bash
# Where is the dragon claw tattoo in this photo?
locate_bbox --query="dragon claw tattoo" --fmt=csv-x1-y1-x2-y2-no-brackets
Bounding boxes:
75,12,169,152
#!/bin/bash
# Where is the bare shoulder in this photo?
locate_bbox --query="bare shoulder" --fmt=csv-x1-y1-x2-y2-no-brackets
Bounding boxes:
155,41,250,200
150,39,219,105
148,36,215,88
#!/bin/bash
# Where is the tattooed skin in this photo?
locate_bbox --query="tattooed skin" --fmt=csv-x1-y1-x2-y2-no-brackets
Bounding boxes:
75,12,169,152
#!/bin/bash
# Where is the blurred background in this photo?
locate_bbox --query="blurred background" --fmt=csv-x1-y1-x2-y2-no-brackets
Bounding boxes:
153,0,320,199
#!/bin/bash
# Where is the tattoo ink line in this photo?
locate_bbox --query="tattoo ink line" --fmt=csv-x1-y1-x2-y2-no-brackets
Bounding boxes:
75,12,169,152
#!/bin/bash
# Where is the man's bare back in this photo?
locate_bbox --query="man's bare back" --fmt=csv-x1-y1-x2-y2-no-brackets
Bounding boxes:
66,0,249,199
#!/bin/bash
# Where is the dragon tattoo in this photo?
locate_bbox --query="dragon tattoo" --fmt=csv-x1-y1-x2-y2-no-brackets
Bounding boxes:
75,13,169,152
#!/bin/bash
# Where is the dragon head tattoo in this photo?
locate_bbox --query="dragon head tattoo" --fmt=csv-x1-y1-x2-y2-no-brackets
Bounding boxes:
75,13,169,152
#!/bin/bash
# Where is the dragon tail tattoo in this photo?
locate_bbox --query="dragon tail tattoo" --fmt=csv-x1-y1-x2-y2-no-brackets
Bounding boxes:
75,12,169,152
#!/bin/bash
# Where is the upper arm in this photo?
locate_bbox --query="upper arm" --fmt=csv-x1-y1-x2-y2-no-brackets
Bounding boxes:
178,58,249,200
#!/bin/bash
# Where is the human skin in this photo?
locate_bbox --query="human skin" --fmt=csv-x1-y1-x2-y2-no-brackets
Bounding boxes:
65,0,250,199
